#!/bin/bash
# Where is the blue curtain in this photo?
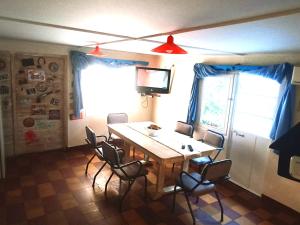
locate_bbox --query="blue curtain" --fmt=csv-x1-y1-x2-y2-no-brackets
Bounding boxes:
70,50,149,117
187,63,295,141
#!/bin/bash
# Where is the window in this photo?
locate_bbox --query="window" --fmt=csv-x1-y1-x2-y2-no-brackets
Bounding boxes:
199,75,233,133
81,64,138,116
199,73,280,138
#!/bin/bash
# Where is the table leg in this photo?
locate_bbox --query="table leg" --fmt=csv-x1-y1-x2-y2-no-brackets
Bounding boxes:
182,159,190,172
154,162,165,199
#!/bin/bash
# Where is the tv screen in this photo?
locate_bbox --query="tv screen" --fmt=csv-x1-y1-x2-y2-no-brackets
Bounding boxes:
136,67,171,94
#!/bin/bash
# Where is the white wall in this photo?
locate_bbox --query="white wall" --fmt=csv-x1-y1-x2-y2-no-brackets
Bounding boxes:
0,38,161,148
154,53,300,212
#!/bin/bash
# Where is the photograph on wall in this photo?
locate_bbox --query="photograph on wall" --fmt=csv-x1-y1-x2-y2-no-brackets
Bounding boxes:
31,104,47,115
48,109,60,120
27,69,46,81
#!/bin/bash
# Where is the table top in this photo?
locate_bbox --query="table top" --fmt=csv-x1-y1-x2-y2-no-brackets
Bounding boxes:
107,121,216,161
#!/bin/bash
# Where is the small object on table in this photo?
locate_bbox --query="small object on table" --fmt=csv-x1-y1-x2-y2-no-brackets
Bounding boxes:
187,144,194,152
181,144,185,149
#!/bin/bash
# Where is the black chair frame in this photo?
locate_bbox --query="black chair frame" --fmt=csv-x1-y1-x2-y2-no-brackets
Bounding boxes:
172,160,231,225
102,142,147,211
85,126,108,188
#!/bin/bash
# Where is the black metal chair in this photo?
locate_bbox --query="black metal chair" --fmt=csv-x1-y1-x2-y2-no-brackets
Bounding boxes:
190,129,225,172
172,121,194,171
85,126,108,188
172,159,232,224
85,126,124,188
102,141,148,211
175,121,194,137
107,113,128,147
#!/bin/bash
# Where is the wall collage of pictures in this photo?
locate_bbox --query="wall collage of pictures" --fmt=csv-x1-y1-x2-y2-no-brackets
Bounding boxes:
0,51,66,156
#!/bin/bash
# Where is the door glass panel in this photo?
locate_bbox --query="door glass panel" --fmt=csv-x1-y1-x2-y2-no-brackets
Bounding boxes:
200,75,233,133
233,74,280,138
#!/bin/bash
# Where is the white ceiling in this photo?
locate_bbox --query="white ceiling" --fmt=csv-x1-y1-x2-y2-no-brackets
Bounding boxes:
0,0,300,56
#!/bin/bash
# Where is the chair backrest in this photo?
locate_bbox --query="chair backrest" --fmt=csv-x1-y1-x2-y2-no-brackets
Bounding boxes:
203,130,225,148
107,113,128,124
202,159,232,183
85,126,97,148
102,141,121,167
175,121,194,137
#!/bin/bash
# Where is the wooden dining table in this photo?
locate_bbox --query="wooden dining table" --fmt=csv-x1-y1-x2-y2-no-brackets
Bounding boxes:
107,121,217,200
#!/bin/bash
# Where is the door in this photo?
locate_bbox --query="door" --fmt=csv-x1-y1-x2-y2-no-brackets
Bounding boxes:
13,53,66,154
228,74,280,194
0,97,5,178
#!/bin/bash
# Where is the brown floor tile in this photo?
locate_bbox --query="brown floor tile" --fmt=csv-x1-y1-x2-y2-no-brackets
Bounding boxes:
24,199,45,220
46,211,68,225
22,186,39,201
37,183,56,198
47,170,63,181
20,176,36,187
42,196,61,213
57,193,78,210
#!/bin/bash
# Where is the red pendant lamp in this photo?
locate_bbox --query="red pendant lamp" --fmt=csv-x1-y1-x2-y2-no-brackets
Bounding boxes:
86,45,104,57
151,35,187,54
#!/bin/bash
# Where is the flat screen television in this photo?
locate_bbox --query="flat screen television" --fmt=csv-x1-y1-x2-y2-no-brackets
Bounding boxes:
136,66,171,94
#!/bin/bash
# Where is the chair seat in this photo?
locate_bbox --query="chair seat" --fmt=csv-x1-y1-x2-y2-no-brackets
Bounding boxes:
176,172,215,196
114,162,148,180
190,156,212,166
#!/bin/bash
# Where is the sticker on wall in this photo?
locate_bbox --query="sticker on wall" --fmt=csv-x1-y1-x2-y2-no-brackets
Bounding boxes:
48,62,59,73
24,130,38,144
0,59,6,71
36,90,54,103
49,109,60,120
18,78,28,85
23,117,35,127
50,98,60,105
37,57,46,69
0,73,8,80
0,85,9,95
35,82,49,92
19,97,32,107
26,88,36,95
21,58,35,67
31,104,47,115
18,70,26,74
27,69,46,81
35,120,55,129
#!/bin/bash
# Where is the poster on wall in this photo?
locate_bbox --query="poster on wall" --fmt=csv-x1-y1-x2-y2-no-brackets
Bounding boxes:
13,53,65,154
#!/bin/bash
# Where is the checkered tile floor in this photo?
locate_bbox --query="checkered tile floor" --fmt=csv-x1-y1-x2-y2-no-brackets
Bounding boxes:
0,148,299,225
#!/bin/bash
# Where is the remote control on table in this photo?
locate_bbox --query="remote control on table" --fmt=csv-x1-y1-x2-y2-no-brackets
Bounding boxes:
187,144,194,152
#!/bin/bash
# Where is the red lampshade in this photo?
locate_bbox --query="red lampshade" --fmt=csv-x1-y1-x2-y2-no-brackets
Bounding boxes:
151,35,187,54
86,45,104,57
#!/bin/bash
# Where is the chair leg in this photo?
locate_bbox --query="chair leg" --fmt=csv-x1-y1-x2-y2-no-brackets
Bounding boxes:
215,191,224,222
105,172,114,200
119,180,134,211
184,192,196,225
172,185,177,212
85,153,96,175
92,161,107,188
